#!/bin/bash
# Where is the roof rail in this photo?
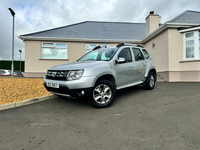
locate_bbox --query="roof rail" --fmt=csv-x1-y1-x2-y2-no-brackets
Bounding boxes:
92,45,107,50
116,43,143,48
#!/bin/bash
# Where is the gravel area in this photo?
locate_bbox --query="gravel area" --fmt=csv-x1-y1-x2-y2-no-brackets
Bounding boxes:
0,77,51,105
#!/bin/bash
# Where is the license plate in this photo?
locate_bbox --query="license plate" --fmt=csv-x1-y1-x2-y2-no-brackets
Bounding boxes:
46,82,59,88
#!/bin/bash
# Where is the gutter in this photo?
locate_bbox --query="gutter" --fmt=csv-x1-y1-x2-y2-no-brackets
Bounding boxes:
18,36,143,44
179,26,200,33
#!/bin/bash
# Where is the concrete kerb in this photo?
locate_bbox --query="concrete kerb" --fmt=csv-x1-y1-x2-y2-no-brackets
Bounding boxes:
0,95,57,111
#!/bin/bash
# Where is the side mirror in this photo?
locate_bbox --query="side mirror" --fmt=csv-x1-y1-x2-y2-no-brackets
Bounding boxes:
116,57,125,63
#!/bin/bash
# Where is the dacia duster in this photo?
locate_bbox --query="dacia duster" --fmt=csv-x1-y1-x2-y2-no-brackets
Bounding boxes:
44,43,157,108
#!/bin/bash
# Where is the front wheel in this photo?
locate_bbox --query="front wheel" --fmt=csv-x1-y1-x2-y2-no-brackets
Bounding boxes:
145,72,156,90
89,80,116,108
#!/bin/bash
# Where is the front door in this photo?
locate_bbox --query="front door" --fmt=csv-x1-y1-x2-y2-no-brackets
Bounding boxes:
114,48,136,88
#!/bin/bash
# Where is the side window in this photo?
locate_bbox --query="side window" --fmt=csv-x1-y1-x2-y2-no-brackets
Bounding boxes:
118,48,132,63
132,48,145,61
142,49,150,59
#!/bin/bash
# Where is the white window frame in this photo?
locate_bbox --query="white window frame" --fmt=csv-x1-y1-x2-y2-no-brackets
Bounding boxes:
199,32,200,58
41,42,68,59
85,43,109,54
55,43,67,48
42,42,54,48
183,31,199,60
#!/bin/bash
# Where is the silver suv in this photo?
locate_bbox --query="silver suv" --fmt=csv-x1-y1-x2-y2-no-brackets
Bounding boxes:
44,43,157,108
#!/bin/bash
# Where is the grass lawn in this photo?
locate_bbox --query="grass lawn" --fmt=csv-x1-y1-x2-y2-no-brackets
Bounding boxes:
0,77,51,105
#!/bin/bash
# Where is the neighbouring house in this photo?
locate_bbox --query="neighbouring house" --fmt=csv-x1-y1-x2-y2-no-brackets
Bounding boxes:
19,10,200,82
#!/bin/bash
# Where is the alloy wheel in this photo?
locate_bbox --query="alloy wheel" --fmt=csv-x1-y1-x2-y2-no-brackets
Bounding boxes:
93,84,112,104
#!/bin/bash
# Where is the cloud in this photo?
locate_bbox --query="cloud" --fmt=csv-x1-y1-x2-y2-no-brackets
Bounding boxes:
0,0,200,61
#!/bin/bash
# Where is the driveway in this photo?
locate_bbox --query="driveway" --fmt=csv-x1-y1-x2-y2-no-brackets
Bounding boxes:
0,82,200,150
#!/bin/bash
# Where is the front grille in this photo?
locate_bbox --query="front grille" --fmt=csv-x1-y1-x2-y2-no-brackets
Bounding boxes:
46,70,69,81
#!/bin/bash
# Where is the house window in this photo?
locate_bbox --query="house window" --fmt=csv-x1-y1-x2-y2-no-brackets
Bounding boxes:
85,44,108,53
183,31,200,60
41,42,68,59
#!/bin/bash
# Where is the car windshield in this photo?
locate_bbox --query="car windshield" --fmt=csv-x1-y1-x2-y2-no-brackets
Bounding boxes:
78,48,118,62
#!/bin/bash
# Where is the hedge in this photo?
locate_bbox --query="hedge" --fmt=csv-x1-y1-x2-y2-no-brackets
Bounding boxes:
0,60,24,71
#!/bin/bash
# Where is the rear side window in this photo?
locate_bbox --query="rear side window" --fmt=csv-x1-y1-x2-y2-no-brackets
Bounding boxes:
142,49,150,59
132,48,145,61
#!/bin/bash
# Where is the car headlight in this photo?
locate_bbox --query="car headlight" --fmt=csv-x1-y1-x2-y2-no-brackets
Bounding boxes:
67,70,84,81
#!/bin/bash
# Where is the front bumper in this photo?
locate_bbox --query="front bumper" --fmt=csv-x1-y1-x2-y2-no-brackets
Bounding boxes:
43,76,95,98
43,83,92,98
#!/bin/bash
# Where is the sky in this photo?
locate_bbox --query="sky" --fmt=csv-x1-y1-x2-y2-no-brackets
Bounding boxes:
0,0,200,61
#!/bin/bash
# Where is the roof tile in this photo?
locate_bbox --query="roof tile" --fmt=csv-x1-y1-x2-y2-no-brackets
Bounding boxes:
21,21,146,40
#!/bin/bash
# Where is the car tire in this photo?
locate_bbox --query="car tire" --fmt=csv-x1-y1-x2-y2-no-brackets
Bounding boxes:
145,72,156,90
89,79,116,108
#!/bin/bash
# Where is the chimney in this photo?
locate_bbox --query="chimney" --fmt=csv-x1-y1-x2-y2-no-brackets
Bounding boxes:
146,11,161,36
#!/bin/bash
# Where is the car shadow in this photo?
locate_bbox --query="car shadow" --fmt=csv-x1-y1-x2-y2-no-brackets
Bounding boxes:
113,84,147,104
55,95,91,108
53,84,151,108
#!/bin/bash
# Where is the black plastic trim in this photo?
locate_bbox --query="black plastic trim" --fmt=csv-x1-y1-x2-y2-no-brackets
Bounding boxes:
43,83,92,98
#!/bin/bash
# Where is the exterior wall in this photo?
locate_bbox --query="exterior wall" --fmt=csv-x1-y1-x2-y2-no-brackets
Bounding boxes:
180,71,200,82
180,61,200,70
109,43,118,47
144,30,169,72
148,28,200,82
24,41,86,77
158,71,200,82
167,29,200,82
68,42,85,61
168,29,183,72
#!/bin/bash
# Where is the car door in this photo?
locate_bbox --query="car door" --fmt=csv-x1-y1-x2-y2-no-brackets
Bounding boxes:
131,47,147,81
114,47,136,88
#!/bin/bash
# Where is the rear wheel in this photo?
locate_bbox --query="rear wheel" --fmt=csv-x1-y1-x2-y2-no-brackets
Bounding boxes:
89,80,116,108
145,72,156,90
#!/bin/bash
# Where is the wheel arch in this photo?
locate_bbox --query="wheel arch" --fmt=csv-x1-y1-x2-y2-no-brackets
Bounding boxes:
148,68,157,82
93,74,116,87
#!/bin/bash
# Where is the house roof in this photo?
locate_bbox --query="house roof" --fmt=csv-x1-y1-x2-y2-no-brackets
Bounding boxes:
20,21,146,41
19,10,200,42
168,10,200,24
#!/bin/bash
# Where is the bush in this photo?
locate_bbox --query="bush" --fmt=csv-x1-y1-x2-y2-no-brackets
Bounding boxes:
0,60,24,71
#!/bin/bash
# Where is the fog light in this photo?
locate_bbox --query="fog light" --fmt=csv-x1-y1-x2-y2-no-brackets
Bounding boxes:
81,90,85,95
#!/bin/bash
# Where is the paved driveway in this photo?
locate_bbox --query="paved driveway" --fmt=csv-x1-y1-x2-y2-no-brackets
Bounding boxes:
0,82,200,150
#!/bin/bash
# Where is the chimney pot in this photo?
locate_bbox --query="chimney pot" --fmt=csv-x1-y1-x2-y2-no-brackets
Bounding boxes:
150,11,154,15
